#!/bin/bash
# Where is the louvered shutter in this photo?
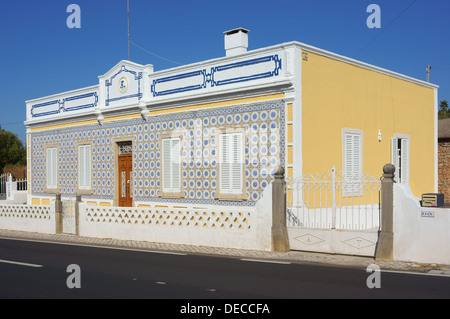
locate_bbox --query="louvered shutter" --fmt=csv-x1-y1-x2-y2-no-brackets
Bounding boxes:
344,133,362,194
162,139,172,191
171,139,180,190
220,133,243,194
162,138,181,192
401,138,409,185
391,138,399,182
79,146,85,188
220,134,230,192
47,148,57,189
79,145,91,189
231,133,243,193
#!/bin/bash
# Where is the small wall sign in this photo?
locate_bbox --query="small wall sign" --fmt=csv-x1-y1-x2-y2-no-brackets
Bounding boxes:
421,210,435,218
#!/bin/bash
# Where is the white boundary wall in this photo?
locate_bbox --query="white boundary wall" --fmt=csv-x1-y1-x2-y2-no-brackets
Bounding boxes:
394,183,450,264
79,184,273,251
0,203,55,234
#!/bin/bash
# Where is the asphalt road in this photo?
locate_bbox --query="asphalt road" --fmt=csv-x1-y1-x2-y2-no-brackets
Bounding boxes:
0,237,449,304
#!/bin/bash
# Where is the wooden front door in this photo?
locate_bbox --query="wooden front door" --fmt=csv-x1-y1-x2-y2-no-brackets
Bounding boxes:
118,153,133,207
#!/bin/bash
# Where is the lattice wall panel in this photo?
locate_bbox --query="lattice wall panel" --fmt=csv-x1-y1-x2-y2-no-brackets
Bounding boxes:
0,205,51,220
86,206,252,231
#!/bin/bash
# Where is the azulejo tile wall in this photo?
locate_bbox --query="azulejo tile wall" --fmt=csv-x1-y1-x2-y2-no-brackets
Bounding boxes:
30,101,285,206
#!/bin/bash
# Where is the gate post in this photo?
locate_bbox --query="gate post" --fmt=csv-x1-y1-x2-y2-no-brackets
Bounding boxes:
75,194,81,236
271,165,290,252
376,163,394,261
55,193,63,234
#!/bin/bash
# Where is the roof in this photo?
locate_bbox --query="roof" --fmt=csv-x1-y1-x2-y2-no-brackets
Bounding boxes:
439,118,450,139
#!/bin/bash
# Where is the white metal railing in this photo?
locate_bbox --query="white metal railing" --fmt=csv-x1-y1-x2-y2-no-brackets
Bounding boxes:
0,174,7,199
0,173,28,198
286,167,381,230
15,178,27,191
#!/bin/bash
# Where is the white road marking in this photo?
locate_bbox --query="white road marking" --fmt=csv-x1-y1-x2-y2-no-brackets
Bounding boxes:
240,258,291,265
381,269,450,277
0,258,43,268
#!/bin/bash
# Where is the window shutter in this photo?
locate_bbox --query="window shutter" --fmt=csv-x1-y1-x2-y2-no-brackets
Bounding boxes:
79,145,91,189
231,133,242,192
220,134,230,193
79,146,85,188
344,132,362,194
47,148,57,189
162,139,171,191
86,145,91,188
162,138,181,192
171,139,180,190
220,133,243,194
401,138,409,185
391,138,399,183
344,134,358,178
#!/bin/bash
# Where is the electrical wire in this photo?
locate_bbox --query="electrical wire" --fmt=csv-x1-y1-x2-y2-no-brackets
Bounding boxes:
356,0,417,57
130,40,183,66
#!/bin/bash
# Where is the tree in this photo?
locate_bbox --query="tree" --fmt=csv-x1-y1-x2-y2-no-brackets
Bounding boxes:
441,100,449,113
438,100,450,119
0,128,26,174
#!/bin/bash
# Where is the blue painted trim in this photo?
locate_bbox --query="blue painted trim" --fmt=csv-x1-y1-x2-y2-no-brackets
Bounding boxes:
63,92,98,112
151,70,206,97
31,100,60,118
31,92,98,118
211,55,282,87
151,54,282,97
105,65,143,106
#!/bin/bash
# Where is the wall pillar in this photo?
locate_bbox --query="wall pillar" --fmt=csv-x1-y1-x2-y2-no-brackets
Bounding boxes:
271,165,290,252
376,163,395,261
75,194,81,236
55,193,63,234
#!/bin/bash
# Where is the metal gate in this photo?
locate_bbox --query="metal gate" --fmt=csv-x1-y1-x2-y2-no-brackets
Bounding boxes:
62,197,77,234
286,167,381,256
0,174,7,200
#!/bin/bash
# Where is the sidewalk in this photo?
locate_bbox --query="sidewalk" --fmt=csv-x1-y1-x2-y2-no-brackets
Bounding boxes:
0,228,449,275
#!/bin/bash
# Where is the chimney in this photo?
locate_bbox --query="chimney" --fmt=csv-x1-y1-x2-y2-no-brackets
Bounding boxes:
224,28,249,57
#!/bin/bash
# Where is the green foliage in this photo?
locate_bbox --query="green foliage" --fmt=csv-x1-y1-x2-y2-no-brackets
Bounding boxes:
438,100,450,119
0,128,26,174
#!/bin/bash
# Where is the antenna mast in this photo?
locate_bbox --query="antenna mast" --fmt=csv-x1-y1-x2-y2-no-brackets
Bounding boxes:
127,0,130,60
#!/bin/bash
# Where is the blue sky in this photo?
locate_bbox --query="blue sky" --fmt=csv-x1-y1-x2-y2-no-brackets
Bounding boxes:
1,0,449,144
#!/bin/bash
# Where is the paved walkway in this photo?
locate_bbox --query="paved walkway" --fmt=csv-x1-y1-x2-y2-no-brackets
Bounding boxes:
0,228,449,275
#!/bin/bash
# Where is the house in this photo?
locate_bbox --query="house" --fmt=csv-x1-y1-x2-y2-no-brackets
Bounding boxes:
24,28,438,210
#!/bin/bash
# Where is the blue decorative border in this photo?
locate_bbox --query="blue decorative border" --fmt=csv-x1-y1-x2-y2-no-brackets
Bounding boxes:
211,55,282,87
31,100,60,118
31,93,98,118
151,54,282,97
63,92,98,112
105,65,143,106
151,70,207,97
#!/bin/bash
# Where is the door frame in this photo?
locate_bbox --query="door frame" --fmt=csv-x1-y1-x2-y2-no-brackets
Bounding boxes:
113,137,134,207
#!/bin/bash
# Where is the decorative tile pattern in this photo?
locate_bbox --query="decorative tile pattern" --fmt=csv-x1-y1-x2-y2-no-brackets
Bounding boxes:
30,101,285,206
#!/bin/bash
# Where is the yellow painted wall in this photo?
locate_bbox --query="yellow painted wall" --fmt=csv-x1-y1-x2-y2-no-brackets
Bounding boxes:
301,50,436,196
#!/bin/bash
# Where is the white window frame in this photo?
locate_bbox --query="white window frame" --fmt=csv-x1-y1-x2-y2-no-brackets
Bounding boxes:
78,144,92,190
391,134,410,185
161,137,181,194
219,132,244,195
342,128,363,196
46,147,57,190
